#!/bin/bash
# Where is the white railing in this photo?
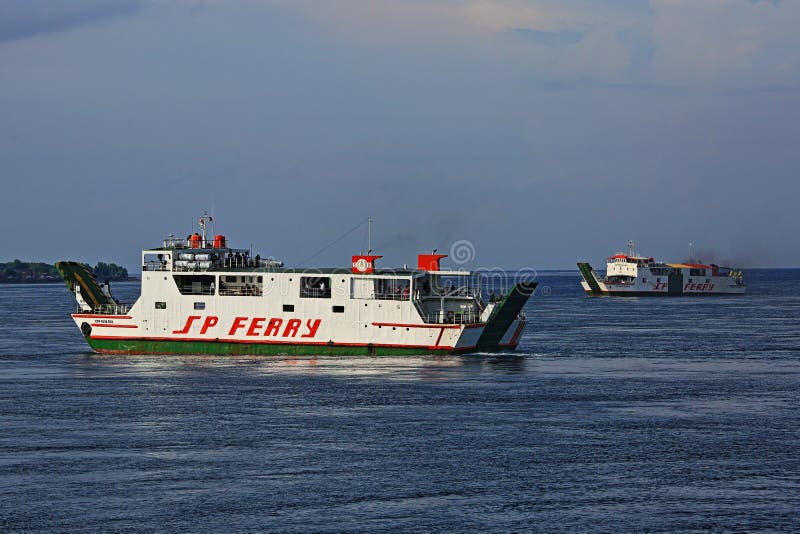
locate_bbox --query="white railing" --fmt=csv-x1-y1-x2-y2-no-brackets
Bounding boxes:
145,258,284,272
299,288,332,298
220,286,263,296
177,287,216,296
373,291,410,301
416,310,482,325
79,303,132,315
142,262,169,271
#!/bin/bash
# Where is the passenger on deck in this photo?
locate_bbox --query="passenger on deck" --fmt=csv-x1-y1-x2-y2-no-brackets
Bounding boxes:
422,280,431,295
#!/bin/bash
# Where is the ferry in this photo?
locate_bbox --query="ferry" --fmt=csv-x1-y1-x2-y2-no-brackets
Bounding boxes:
578,242,745,296
57,214,535,355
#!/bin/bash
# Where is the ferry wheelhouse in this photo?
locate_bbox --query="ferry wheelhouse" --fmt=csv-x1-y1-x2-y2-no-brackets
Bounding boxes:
57,215,534,355
578,242,745,296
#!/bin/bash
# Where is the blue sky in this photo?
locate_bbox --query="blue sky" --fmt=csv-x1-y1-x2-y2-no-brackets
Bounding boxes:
1,0,798,270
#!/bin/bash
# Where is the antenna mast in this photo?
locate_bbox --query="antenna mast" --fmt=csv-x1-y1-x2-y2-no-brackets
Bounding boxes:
198,210,212,247
367,216,372,255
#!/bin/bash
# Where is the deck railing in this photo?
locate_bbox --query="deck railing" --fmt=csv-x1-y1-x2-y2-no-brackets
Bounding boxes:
417,311,482,325
373,291,410,301
144,259,283,272
220,287,263,296
142,262,169,271
300,288,332,299
78,303,132,315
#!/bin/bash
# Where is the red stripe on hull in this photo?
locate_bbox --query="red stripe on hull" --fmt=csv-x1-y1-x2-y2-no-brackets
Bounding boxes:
434,328,445,347
498,322,525,348
74,314,133,319
371,322,463,329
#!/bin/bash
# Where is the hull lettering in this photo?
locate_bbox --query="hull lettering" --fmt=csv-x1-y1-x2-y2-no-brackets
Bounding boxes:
172,315,323,339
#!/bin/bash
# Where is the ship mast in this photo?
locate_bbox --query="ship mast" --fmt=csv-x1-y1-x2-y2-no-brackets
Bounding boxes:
367,216,372,255
198,211,212,248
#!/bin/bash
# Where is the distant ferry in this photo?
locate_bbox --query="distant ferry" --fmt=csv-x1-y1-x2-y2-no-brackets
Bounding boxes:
578,242,745,296
57,214,535,355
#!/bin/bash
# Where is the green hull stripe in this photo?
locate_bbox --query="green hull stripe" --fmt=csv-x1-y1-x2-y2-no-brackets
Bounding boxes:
86,337,476,356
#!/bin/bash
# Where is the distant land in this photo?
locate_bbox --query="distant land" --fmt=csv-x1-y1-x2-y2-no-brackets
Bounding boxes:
0,260,134,284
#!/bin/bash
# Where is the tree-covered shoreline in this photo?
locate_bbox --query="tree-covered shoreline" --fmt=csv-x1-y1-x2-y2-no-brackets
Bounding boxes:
0,260,133,283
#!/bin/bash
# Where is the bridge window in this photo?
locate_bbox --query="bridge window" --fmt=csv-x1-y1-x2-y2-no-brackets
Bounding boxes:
173,275,215,295
219,275,262,296
350,277,410,300
143,253,170,271
300,276,331,298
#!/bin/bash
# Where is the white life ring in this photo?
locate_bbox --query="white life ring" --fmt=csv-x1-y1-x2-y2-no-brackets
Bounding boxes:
353,258,369,273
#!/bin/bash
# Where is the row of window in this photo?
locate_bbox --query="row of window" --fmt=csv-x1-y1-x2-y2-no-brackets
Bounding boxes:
173,275,411,300
159,301,345,313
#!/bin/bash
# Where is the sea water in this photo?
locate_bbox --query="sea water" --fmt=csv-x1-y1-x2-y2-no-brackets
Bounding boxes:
1,270,799,531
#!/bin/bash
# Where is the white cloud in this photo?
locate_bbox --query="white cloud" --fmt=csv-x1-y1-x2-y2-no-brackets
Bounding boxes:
268,0,800,88
649,0,800,85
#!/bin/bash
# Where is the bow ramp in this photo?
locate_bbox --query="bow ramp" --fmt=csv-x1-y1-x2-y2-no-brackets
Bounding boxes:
577,262,603,295
476,281,536,351
56,261,114,311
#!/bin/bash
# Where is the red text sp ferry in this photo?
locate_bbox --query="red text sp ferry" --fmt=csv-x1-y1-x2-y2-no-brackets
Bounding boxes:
578,242,745,296
58,215,535,355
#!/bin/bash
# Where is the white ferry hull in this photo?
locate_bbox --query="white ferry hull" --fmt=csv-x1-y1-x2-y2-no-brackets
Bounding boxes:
579,278,746,296
69,311,519,356
578,255,746,297
58,248,533,356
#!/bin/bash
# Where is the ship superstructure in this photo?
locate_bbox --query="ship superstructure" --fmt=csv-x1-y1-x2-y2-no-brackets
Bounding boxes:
58,215,534,355
578,241,745,296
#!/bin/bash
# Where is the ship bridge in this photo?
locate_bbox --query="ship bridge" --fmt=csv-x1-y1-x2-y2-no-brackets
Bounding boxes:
142,232,283,274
